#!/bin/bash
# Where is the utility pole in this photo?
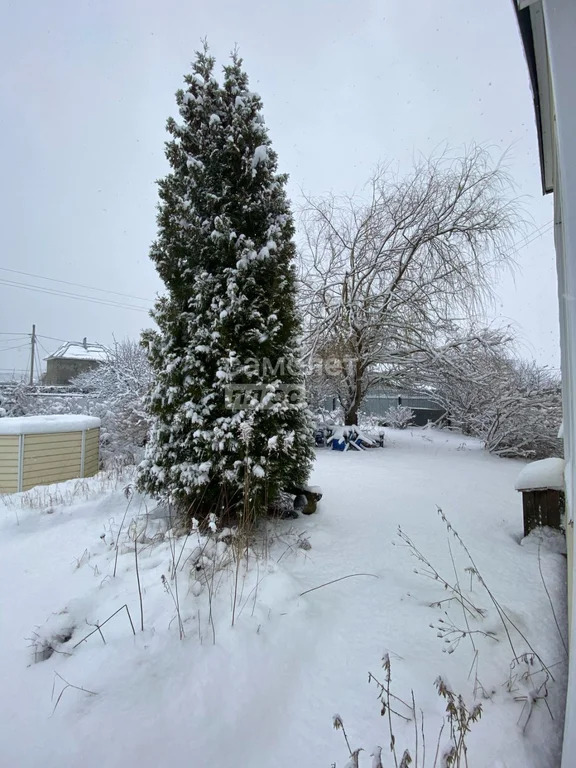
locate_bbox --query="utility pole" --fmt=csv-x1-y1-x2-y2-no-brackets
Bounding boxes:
29,324,36,385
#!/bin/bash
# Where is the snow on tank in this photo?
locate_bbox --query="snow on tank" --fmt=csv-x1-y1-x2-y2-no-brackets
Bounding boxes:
0,414,101,436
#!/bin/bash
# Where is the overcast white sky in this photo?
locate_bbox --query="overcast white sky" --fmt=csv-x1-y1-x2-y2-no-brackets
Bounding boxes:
0,0,559,380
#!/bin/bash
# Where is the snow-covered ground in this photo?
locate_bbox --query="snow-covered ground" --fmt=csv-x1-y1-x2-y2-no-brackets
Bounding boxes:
0,428,567,767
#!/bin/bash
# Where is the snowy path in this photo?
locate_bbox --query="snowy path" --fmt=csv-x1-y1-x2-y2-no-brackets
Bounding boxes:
0,429,567,767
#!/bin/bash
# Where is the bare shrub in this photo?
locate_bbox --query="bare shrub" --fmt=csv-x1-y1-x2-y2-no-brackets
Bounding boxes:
383,405,416,430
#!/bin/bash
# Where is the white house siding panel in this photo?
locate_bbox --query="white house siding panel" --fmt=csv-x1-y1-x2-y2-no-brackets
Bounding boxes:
540,0,576,764
543,0,576,526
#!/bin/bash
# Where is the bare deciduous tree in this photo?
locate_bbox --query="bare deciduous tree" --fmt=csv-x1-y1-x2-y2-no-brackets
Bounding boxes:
299,146,519,424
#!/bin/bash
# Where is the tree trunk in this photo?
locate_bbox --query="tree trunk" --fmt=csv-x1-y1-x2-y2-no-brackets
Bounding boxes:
345,403,359,425
344,364,365,424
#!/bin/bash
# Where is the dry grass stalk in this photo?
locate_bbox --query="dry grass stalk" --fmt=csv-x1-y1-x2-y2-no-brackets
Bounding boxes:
51,672,97,715
73,604,135,648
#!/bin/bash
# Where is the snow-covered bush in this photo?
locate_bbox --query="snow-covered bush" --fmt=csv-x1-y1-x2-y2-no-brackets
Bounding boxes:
0,384,84,422
382,404,415,429
73,339,152,466
427,338,563,459
0,382,33,418
477,360,562,460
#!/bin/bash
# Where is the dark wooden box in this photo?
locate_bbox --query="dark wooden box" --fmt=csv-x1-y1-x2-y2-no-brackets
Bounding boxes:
521,488,565,537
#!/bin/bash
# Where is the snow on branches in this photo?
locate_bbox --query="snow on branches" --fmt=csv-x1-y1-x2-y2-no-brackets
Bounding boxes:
299,148,519,424
72,339,152,466
421,333,562,459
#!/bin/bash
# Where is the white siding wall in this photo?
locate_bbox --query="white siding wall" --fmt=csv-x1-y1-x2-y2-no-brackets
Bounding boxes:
541,0,576,763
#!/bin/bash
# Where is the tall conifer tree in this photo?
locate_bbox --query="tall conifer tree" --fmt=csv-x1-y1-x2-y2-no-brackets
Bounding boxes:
138,46,314,520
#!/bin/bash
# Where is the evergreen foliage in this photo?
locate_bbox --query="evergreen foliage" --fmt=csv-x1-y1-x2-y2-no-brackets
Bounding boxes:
138,45,314,521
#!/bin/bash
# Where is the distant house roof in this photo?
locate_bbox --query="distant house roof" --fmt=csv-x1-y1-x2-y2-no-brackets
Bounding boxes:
45,339,110,362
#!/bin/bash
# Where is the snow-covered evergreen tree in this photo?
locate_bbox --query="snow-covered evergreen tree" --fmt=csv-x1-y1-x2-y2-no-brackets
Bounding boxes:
138,46,314,521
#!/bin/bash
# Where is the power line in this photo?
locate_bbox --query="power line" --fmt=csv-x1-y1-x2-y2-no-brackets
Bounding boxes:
493,221,553,261
37,335,69,344
511,220,553,247
0,337,29,345
519,220,553,242
0,222,554,319
0,343,31,353
504,224,553,259
0,266,154,304
0,278,151,313
36,339,52,356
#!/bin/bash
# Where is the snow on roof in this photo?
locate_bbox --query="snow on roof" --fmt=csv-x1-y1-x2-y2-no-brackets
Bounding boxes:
45,340,110,362
0,414,101,435
515,457,565,492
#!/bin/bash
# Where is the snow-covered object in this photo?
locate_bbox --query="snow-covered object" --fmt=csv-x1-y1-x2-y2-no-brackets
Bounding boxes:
327,425,376,451
370,746,383,768
515,457,565,492
251,144,268,170
0,414,100,435
46,340,109,362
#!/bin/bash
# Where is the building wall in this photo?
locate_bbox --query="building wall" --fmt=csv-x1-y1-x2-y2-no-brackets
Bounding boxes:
539,0,576,763
568,522,574,634
44,358,100,386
